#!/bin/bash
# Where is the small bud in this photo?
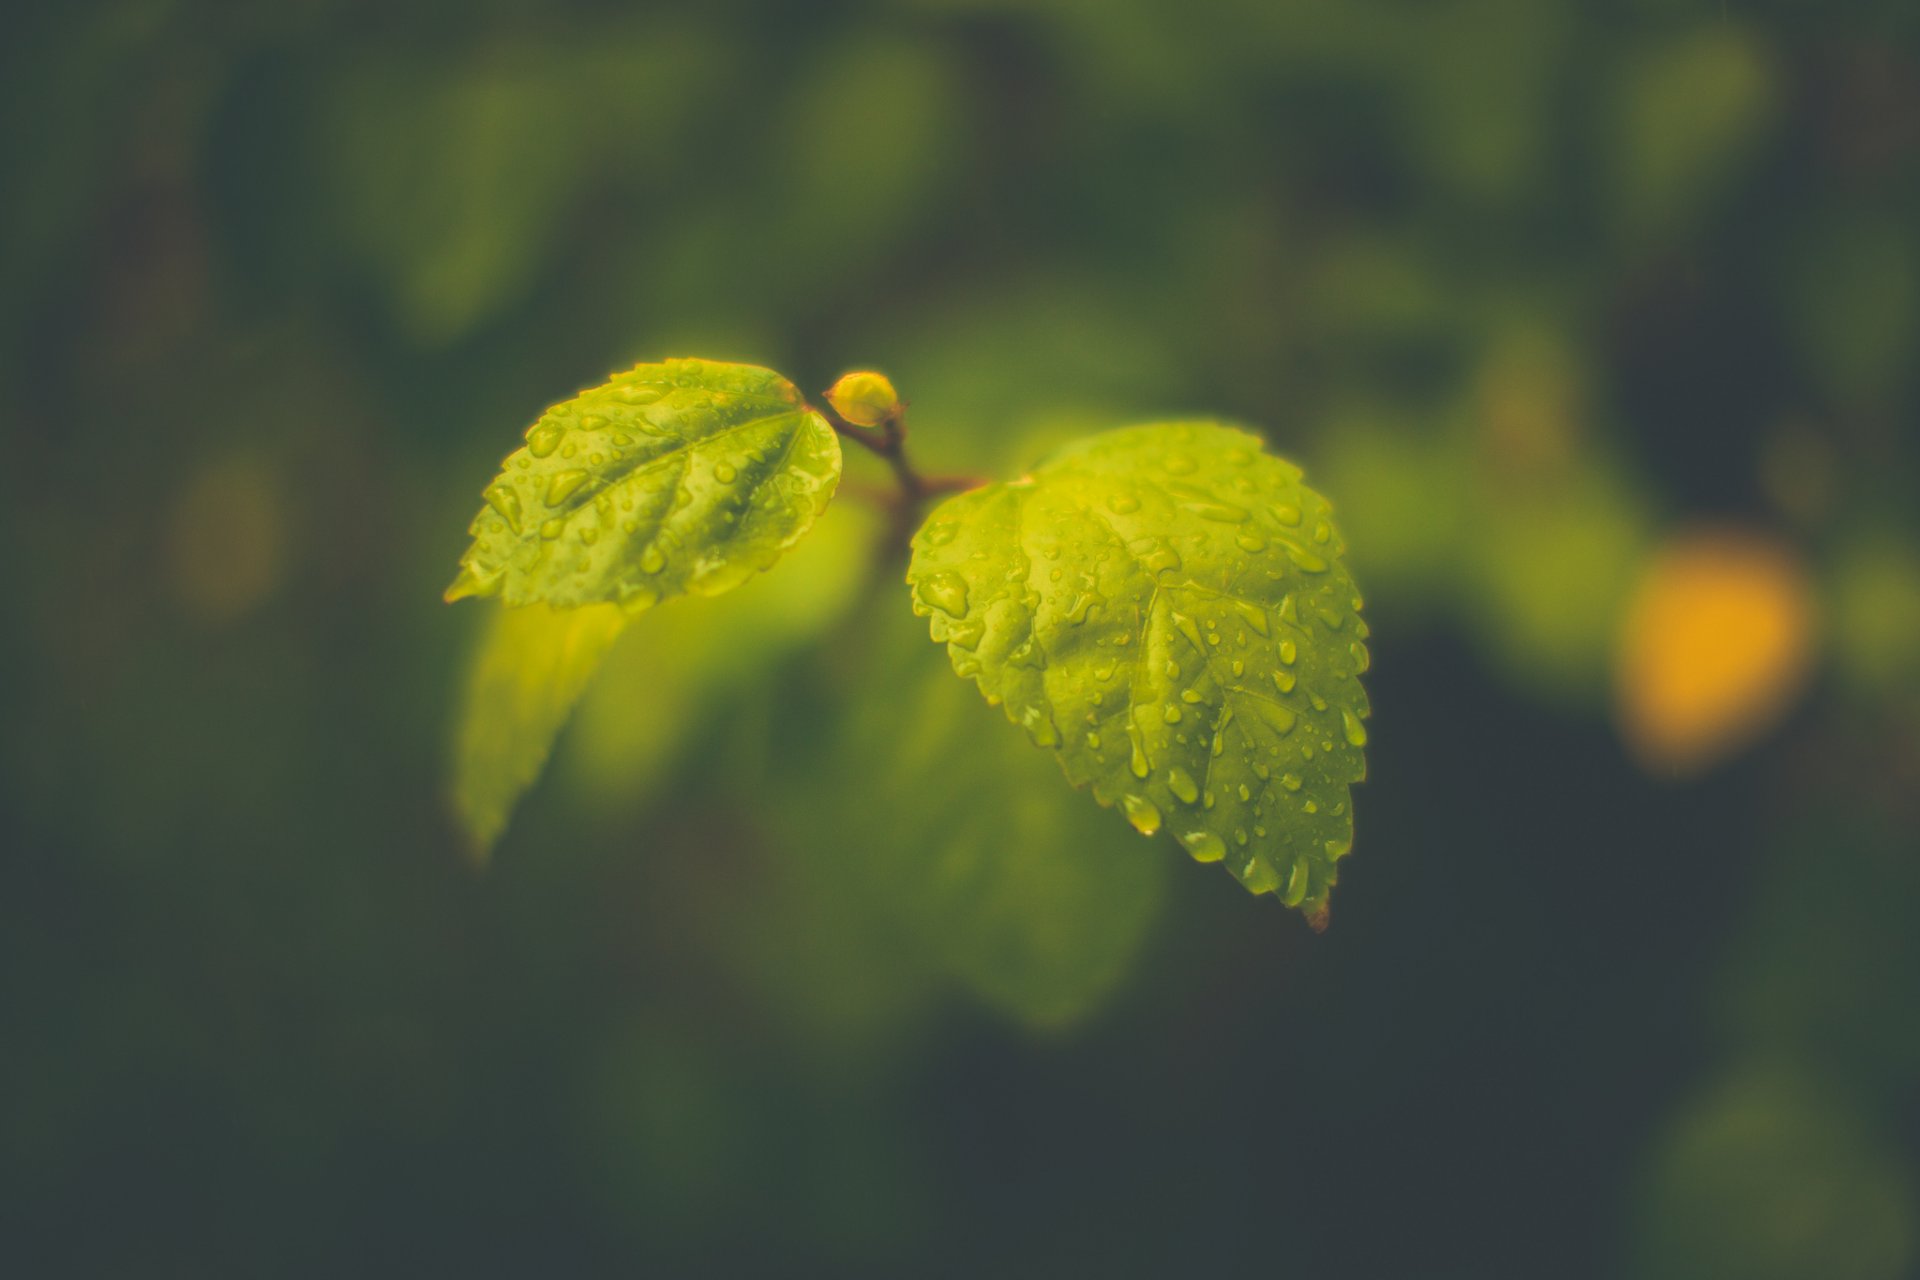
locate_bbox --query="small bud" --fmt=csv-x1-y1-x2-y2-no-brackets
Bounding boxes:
825,370,902,427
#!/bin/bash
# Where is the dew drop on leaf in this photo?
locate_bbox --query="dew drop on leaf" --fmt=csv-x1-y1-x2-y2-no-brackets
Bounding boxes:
1184,830,1226,862
915,571,969,618
1123,794,1163,835
545,470,588,506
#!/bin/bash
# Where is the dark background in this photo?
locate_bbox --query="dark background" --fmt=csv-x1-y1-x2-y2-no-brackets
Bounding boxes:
4,1,1919,1275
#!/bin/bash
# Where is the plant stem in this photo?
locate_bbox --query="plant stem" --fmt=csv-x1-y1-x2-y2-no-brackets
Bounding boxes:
823,403,983,549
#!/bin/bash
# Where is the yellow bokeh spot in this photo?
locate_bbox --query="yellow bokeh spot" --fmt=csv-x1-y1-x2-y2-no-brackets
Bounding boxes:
1615,527,1816,775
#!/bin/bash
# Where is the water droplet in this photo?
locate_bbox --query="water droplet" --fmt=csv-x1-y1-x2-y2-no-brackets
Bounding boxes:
1128,726,1152,779
1272,669,1296,693
922,520,957,546
1168,767,1200,805
1163,703,1183,725
640,545,666,574
714,462,737,483
1236,531,1267,552
1185,830,1226,862
526,423,564,458
538,516,566,540
1342,709,1368,746
1242,858,1280,895
1286,546,1329,573
1280,773,1302,791
544,470,588,506
1108,492,1141,514
1271,502,1302,526
1086,732,1102,751
1185,499,1248,523
1123,794,1162,835
915,571,969,618
483,484,523,533
1256,700,1296,735
1282,860,1311,907
1279,639,1297,665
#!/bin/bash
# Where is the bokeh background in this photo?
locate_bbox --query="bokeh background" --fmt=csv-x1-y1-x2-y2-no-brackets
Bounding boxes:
5,0,1920,1275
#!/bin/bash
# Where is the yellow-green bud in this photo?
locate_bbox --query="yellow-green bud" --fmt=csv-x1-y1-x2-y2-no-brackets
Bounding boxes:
825,370,902,427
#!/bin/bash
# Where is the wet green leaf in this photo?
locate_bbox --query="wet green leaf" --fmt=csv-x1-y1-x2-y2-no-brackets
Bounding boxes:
451,601,629,858
908,423,1369,923
446,359,840,611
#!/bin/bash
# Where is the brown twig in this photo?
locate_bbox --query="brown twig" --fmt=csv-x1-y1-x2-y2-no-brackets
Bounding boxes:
821,400,985,553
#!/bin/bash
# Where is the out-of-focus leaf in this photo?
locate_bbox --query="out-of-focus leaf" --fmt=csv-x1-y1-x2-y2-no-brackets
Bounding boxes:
1831,527,1920,703
1314,407,1471,610
1404,0,1569,207
1609,26,1775,241
445,359,840,611
1614,527,1816,774
1469,455,1651,701
1717,813,1920,1095
564,500,879,809
815,600,1169,1027
909,423,1369,923
451,601,628,857
1631,1065,1917,1280
322,53,591,344
772,35,967,287
1784,210,1917,408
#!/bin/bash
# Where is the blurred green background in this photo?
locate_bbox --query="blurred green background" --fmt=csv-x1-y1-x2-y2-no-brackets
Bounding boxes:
5,0,1920,1275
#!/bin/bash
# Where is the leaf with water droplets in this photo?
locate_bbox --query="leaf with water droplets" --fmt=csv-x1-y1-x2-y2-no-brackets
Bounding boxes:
908,423,1370,924
446,359,841,610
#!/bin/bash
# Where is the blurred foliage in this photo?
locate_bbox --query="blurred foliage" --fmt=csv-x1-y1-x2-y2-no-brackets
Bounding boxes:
4,0,1919,1275
1630,1064,1916,1280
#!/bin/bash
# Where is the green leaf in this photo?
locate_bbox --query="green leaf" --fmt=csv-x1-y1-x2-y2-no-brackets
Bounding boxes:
446,359,840,611
908,423,1370,924
451,601,629,858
